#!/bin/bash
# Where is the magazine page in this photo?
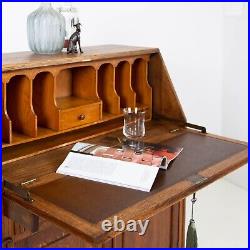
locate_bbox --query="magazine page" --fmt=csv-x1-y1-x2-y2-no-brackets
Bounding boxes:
56,152,159,192
56,141,183,192
71,141,183,170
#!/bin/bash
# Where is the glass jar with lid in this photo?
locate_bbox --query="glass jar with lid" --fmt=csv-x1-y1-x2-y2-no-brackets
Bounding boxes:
57,3,80,48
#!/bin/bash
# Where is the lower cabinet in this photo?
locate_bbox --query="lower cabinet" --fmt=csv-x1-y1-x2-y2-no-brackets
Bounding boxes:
2,200,185,248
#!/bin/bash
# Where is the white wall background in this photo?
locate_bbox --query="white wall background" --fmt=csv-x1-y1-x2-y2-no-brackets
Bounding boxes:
3,2,247,188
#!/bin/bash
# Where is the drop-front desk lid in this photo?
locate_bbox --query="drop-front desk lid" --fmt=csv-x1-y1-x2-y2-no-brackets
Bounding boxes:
2,120,248,244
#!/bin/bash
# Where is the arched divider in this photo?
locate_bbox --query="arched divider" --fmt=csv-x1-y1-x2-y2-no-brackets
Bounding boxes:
2,82,12,143
115,61,136,108
98,63,120,115
33,71,58,130
131,58,152,118
6,75,37,139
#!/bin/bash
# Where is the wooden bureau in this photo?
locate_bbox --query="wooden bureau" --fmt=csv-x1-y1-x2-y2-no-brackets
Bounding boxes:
2,45,248,248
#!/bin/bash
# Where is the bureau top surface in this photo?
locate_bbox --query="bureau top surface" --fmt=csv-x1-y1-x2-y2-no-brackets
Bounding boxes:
2,44,159,72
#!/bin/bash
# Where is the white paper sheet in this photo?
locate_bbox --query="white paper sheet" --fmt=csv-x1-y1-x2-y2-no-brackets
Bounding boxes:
56,152,159,192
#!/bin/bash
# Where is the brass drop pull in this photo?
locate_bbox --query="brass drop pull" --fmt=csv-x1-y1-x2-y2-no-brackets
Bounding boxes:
79,114,85,120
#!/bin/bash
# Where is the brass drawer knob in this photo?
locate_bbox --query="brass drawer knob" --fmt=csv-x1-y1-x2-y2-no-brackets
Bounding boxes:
79,114,85,120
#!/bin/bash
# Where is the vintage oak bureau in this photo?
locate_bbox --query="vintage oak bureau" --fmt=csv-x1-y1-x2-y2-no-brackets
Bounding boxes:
2,45,248,248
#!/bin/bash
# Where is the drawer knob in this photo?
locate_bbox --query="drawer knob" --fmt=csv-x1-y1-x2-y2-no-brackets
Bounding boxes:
79,114,86,120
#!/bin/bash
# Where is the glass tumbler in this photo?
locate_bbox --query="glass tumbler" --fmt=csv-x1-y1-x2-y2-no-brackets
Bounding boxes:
123,107,146,153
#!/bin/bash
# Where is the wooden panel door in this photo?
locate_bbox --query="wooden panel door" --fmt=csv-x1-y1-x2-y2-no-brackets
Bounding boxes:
122,200,185,248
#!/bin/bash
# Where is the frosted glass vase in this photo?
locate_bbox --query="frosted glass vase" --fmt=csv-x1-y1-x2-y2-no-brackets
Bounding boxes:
27,3,66,54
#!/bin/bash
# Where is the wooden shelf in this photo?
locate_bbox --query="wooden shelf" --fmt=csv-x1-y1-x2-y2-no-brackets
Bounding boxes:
3,52,153,146
56,96,99,110
3,113,124,148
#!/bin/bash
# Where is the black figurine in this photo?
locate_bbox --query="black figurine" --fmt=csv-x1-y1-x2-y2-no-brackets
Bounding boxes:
67,23,83,54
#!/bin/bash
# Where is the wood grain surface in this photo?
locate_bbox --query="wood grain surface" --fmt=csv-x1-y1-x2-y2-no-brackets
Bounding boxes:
2,45,159,72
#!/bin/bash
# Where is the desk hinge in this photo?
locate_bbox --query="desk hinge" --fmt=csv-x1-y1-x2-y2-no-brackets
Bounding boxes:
169,122,207,134
185,122,207,134
156,116,207,134
3,180,34,203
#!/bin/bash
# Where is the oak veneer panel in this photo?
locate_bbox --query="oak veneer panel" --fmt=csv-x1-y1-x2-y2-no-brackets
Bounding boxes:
122,205,172,248
27,131,247,224
2,127,248,244
3,197,39,233
98,63,120,114
2,113,12,144
2,82,12,143
6,75,37,137
170,201,180,247
74,66,99,100
2,216,15,241
55,69,72,98
132,58,152,108
2,45,159,72
115,61,136,108
13,221,68,248
56,66,99,102
148,53,186,122
44,234,93,248
33,72,57,129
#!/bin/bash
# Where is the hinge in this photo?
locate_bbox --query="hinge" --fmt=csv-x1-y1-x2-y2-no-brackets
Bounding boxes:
20,178,37,186
169,122,207,134
3,180,34,203
185,122,207,134
154,115,207,134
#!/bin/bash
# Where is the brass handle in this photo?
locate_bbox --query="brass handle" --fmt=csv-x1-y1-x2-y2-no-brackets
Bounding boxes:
79,114,85,120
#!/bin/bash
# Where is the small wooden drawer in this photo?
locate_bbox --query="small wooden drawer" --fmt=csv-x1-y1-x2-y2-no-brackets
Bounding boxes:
59,102,102,131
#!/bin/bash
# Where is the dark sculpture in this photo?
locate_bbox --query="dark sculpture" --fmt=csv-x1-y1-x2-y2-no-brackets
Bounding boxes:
67,23,83,54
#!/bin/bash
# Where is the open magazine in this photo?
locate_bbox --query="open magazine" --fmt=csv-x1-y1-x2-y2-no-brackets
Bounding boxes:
56,141,183,192
71,141,183,170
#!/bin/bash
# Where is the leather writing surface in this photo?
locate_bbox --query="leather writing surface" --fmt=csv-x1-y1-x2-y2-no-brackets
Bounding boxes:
30,132,247,223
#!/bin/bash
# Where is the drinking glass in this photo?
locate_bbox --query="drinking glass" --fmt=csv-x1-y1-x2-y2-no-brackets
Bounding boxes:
123,107,146,153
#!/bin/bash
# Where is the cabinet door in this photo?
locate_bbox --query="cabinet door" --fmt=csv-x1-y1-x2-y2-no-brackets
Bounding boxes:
122,200,185,248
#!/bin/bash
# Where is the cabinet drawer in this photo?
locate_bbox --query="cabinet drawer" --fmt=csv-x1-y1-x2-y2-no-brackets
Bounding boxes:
59,103,101,130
